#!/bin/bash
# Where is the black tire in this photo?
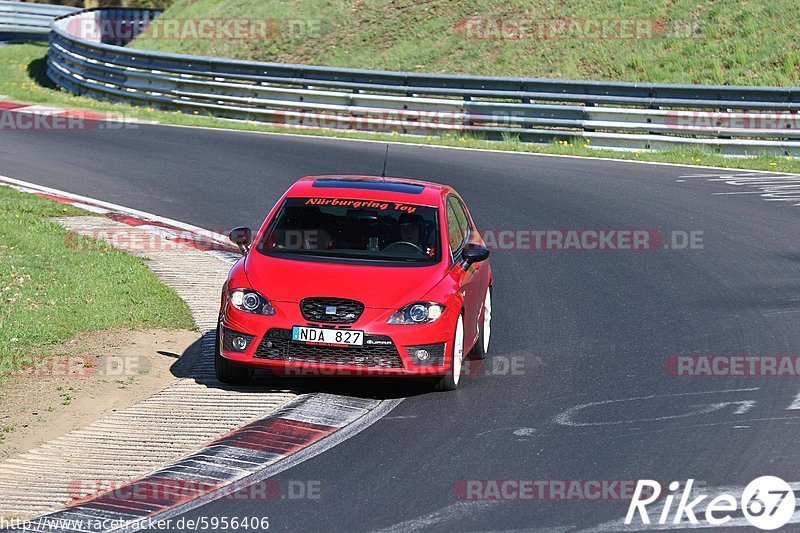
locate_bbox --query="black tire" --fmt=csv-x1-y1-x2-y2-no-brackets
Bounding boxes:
435,315,464,392
214,324,254,385
470,286,491,360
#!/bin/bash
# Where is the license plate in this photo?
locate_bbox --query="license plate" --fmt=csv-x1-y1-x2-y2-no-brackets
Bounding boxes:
292,326,364,346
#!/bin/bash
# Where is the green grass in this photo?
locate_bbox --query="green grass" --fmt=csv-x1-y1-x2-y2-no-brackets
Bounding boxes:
1,42,800,174
0,186,195,376
130,0,800,86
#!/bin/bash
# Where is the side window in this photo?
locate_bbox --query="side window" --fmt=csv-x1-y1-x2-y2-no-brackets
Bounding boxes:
451,197,471,242
446,202,464,253
446,196,471,256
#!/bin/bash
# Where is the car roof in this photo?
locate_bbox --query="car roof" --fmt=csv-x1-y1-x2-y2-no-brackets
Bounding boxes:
286,175,451,207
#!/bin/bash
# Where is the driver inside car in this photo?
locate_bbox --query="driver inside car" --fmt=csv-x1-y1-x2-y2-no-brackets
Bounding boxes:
398,213,436,257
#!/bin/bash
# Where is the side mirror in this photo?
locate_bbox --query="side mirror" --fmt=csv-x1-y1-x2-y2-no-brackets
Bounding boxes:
229,226,252,255
461,243,490,266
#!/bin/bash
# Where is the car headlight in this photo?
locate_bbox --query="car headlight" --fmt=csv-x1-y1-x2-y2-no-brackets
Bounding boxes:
388,302,445,324
230,289,275,316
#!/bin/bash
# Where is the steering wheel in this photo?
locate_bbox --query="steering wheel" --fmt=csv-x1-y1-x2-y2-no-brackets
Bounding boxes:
382,241,425,255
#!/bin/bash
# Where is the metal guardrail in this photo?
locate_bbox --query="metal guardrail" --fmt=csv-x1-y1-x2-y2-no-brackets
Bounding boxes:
28,7,800,155
0,1,77,39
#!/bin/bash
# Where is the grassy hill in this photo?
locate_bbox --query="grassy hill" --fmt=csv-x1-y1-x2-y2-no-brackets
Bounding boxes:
128,0,800,86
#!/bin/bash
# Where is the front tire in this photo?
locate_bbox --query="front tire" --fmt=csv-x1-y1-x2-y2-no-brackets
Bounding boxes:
436,314,464,391
470,286,491,360
214,324,254,385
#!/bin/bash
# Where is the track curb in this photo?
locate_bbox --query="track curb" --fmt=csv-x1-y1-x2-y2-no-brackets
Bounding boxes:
0,176,402,532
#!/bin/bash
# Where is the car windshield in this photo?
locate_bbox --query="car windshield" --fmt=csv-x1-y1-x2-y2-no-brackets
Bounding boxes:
258,197,440,263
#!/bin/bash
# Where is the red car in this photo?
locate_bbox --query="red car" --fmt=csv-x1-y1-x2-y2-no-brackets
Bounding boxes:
216,175,492,391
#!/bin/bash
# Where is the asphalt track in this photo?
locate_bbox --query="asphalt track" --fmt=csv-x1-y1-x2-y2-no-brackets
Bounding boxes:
2,124,800,532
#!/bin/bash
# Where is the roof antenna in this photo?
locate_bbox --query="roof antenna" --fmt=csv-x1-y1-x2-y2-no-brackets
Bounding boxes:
380,144,389,179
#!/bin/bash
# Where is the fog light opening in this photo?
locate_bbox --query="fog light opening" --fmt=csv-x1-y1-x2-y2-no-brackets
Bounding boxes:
232,336,249,351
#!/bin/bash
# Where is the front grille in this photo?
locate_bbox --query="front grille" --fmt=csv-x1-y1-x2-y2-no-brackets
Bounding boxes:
300,297,364,324
254,328,402,368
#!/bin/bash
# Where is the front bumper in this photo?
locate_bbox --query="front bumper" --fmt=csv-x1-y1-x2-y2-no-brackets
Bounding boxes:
219,300,455,377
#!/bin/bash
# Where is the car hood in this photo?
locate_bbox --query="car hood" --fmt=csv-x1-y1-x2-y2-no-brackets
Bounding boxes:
244,252,446,309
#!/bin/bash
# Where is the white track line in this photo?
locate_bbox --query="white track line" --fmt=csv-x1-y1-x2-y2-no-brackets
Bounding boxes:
786,389,800,411
372,501,500,533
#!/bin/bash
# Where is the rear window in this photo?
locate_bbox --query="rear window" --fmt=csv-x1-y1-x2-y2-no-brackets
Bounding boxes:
258,198,440,264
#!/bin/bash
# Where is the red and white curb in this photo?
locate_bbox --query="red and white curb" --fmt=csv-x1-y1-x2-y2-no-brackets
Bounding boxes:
9,394,396,533
0,175,402,531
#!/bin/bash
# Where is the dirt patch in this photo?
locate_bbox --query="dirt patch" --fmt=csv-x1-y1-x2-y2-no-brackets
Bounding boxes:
0,328,201,459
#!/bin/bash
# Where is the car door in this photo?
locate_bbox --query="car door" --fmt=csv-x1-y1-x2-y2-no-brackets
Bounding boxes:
446,195,484,350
